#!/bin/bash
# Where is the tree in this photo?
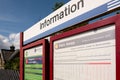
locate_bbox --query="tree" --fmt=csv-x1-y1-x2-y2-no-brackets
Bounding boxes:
52,2,64,11
5,57,19,70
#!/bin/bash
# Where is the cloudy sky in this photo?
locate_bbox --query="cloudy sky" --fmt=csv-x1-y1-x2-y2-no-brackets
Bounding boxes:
0,0,69,50
0,33,20,49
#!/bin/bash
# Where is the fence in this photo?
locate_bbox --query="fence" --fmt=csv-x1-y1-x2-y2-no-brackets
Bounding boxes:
0,69,19,80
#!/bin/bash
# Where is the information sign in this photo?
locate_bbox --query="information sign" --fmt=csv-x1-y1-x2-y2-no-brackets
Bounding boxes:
23,0,120,44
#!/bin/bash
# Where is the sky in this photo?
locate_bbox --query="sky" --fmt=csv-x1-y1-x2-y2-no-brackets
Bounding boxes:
0,0,70,50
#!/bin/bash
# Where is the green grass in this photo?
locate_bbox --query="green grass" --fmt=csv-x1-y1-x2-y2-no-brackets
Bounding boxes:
24,64,43,80
25,73,42,80
25,68,42,74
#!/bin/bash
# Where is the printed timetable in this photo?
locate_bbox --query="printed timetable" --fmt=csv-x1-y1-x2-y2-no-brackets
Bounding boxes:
53,25,116,80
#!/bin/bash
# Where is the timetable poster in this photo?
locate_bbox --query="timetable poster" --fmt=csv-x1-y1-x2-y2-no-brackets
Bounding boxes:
24,46,43,80
53,25,116,80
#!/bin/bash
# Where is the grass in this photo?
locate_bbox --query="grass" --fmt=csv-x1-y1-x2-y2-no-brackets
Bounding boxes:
24,64,42,80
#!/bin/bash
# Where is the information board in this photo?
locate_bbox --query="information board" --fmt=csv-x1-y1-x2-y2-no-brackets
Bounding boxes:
50,15,120,80
24,46,43,80
54,25,115,80
20,39,49,80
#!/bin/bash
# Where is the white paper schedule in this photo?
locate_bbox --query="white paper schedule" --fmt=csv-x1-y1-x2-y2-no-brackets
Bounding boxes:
53,25,116,80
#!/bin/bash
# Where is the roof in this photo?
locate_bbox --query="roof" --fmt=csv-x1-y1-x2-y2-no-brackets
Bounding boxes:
9,49,19,60
1,49,15,62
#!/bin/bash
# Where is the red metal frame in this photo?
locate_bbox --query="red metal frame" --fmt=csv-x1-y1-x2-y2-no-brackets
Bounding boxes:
20,34,49,80
50,14,120,80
